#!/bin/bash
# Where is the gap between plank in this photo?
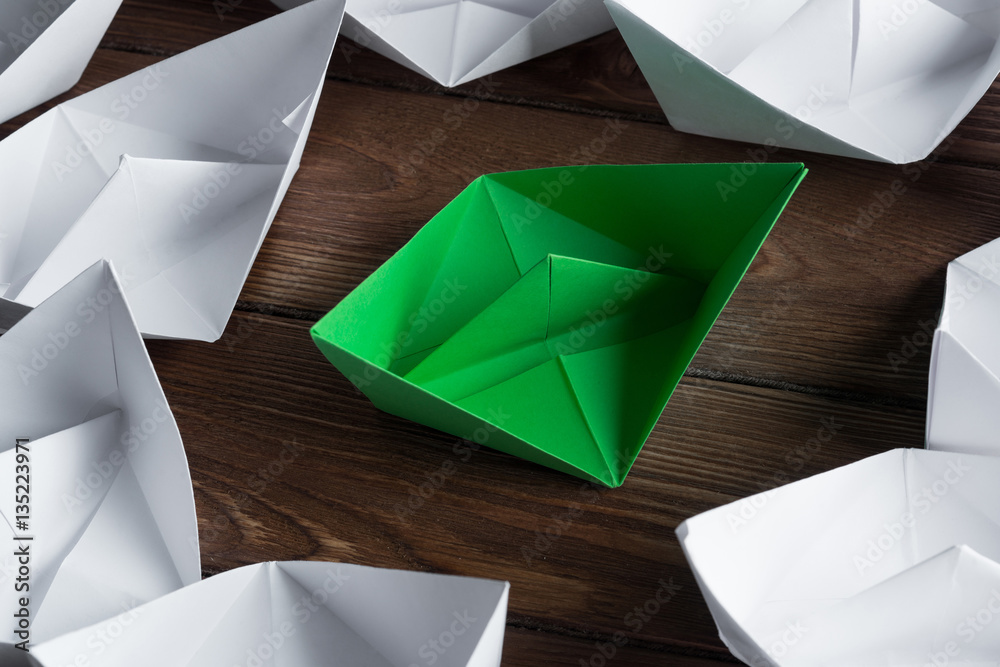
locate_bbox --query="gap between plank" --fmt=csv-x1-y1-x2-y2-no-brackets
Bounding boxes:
233,301,927,411
93,42,1000,173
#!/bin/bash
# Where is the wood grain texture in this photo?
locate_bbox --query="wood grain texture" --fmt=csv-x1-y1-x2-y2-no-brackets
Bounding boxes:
98,0,1000,167
2,1,999,664
20,48,998,404
146,313,924,659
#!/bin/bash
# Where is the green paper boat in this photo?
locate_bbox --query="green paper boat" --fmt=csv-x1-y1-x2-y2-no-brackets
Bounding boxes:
312,163,807,487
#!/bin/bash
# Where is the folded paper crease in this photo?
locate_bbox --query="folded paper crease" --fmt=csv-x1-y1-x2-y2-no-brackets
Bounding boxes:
0,0,346,340
0,0,124,124
679,448,1000,666
0,260,198,647
607,0,1000,163
313,163,807,486
274,0,615,86
29,561,511,667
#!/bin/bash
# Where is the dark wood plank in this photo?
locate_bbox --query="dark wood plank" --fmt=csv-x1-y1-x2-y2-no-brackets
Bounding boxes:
239,87,1000,403
5,48,998,404
3,6,996,665
146,313,924,656
250,86,1000,404
99,0,1000,166
102,0,663,116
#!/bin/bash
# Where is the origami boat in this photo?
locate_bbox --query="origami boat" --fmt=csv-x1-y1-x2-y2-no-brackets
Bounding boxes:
927,236,1000,458
27,561,510,667
607,0,1000,163
313,163,807,486
678,448,1000,666
0,0,345,341
273,0,616,87
0,261,199,652
0,0,122,124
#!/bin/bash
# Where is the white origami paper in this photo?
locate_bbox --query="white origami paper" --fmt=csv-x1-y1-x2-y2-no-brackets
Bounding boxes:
927,236,1000,458
0,260,199,653
0,0,346,342
607,0,1000,163
273,0,615,87
0,0,122,124
678,448,1000,667
27,561,510,667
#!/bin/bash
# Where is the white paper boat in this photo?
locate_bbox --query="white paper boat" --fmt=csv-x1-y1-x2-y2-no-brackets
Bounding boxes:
273,0,615,87
927,236,1000,458
0,0,122,124
0,260,199,653
0,0,346,341
678,448,1000,666
606,0,1000,164
27,561,510,667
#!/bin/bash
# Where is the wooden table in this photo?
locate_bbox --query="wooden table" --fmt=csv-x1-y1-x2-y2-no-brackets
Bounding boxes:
6,2,1000,664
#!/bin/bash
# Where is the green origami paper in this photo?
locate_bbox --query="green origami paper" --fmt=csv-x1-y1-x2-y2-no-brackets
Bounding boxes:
312,164,807,487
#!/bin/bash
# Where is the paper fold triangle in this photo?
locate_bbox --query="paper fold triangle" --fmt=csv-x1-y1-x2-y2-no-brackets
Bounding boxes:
678,448,1000,666
30,561,510,667
274,0,615,86
607,0,1000,163
0,261,199,647
0,0,123,124
313,163,807,486
0,0,346,341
